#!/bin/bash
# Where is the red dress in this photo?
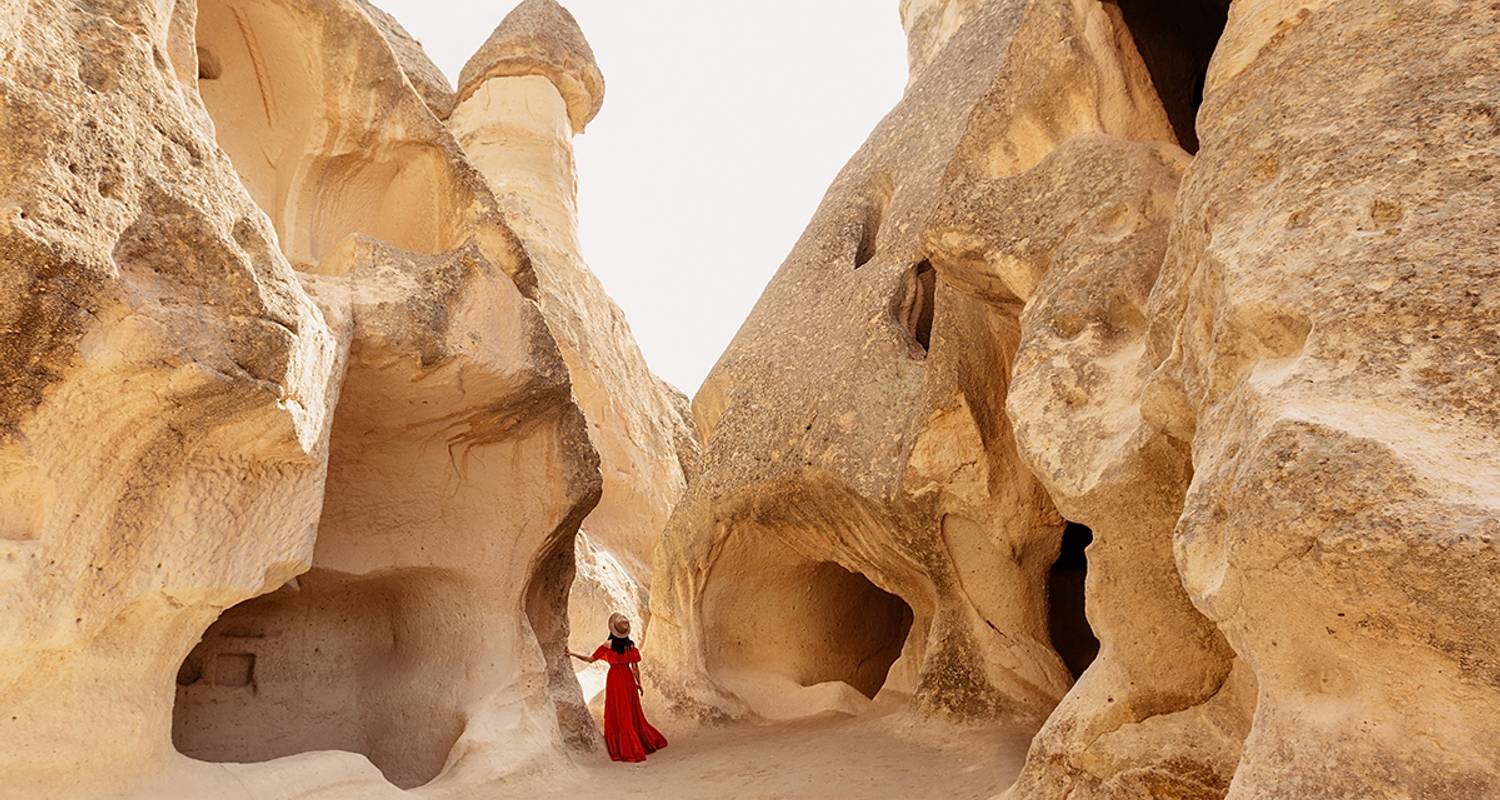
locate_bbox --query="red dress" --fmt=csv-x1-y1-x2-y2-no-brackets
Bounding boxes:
592,644,668,762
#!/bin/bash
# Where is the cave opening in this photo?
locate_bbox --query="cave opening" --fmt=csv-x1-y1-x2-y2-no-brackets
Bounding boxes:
1106,0,1230,153
899,260,937,356
171,569,472,789
1048,521,1099,679
195,47,221,81
704,532,915,708
854,219,878,269
794,562,914,698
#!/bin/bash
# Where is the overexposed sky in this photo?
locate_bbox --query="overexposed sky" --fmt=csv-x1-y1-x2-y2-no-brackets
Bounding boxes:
374,1,908,394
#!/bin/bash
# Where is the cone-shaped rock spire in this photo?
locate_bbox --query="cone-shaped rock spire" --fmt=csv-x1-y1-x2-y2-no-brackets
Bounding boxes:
457,0,604,133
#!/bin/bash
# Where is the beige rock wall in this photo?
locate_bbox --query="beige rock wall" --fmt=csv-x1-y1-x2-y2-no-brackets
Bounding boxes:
648,0,1181,726
171,236,599,790
0,1,341,794
654,2,1500,800
1003,0,1500,796
4,1,1496,798
907,1,1255,794
0,0,645,797
177,0,612,788
1141,1,1500,796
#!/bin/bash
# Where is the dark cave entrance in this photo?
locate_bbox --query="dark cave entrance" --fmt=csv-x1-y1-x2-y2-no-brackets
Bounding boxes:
1107,0,1231,153
899,260,937,357
1048,522,1099,679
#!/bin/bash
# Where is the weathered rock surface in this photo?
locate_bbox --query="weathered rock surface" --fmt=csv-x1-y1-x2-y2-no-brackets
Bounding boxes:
648,0,1181,726
1141,1,1500,796
172,234,600,790
0,1,341,794
907,1,1255,795
1002,0,1500,796
180,0,611,787
3,0,1497,798
354,0,456,118
456,0,604,134
652,2,1500,800
446,0,697,667
0,0,676,797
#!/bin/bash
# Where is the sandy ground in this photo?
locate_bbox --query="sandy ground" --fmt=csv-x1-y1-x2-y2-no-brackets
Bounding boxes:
492,702,1036,800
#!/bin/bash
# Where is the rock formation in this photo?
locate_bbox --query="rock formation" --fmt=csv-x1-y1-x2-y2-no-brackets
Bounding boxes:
648,0,1154,726
1136,1,1500,796
0,0,341,794
354,0,456,118
446,0,697,670
2,0,1497,798
0,0,682,797
651,1,1499,799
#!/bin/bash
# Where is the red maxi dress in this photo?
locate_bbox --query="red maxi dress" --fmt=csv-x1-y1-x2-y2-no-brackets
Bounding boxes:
592,643,668,762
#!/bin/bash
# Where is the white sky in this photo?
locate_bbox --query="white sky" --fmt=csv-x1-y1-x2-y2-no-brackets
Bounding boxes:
374,1,909,394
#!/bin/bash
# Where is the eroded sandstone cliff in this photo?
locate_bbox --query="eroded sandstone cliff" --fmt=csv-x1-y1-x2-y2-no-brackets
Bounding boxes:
0,1,685,797
648,0,1182,728
2,0,1496,798
649,1,1499,799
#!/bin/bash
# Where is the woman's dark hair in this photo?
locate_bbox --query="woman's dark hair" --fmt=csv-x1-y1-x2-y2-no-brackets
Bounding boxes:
608,634,634,654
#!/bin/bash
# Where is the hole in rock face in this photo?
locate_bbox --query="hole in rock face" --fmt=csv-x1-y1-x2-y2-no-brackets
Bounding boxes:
704,533,913,701
1106,0,1230,153
1048,522,1099,679
898,260,937,356
172,569,471,790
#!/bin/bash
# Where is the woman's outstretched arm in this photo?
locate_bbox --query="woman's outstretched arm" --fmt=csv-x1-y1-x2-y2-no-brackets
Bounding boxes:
567,649,598,664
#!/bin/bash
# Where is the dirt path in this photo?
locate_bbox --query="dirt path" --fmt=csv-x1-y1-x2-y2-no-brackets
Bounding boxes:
493,706,1035,800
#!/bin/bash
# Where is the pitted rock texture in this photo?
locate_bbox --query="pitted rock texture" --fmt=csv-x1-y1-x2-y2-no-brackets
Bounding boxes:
0,1,341,794
651,1,1500,800
2,1,1498,799
354,0,456,118
1141,1,1500,797
0,1,677,798
646,0,1181,727
172,235,600,790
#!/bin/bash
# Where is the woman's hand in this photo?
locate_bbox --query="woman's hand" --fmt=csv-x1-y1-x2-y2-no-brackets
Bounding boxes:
636,683,644,695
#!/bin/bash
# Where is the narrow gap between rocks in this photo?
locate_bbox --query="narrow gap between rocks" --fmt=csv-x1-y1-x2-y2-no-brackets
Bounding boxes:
1106,0,1230,153
1048,521,1099,680
899,260,937,356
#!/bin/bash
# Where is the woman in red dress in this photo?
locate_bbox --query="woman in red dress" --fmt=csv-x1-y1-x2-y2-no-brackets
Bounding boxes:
568,612,669,763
